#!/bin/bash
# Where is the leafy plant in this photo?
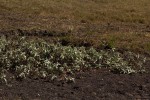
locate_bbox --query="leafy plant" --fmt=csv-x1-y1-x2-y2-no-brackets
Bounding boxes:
0,36,146,84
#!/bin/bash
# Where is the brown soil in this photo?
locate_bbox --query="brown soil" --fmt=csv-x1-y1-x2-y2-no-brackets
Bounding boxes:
0,60,149,100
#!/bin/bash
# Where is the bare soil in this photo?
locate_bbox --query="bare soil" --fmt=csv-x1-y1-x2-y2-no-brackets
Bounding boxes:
0,59,149,100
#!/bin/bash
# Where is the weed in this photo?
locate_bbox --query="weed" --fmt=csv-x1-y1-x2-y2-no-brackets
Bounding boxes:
0,36,146,84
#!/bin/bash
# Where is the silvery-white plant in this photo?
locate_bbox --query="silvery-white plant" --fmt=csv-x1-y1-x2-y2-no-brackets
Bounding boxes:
0,36,146,83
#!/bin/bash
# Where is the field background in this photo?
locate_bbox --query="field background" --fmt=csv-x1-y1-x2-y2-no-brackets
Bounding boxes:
0,0,150,100
0,0,150,29
0,0,150,54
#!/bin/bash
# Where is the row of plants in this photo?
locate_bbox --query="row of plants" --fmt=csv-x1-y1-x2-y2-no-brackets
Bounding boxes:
0,35,147,84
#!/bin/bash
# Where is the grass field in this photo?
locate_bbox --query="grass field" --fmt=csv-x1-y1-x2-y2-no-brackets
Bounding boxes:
0,0,150,99
0,0,150,23
0,0,150,81
0,0,150,54
0,0,150,30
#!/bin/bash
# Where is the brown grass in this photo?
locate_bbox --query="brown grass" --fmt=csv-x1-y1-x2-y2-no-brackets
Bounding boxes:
0,0,150,24
58,32,150,54
0,0,150,54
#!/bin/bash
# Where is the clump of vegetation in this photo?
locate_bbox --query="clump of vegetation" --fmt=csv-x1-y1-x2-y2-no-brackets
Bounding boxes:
0,36,146,84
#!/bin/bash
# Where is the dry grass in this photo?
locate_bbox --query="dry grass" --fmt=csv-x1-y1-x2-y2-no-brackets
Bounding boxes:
100,32,150,53
0,0,150,23
58,32,150,54
0,0,150,54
